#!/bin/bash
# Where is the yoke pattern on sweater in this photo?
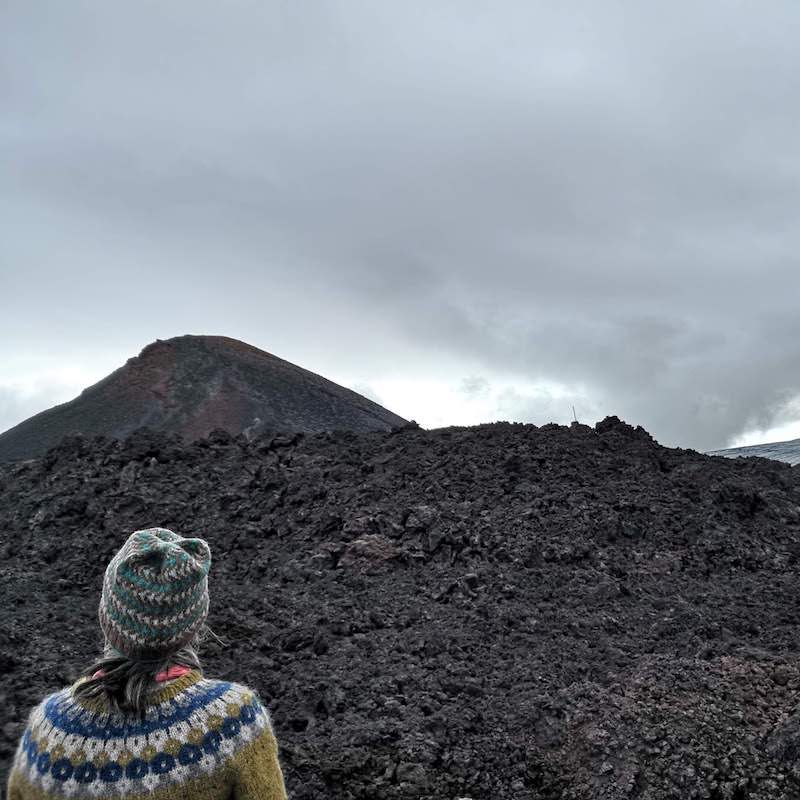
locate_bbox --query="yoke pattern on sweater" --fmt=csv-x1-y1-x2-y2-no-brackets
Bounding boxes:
6,670,287,800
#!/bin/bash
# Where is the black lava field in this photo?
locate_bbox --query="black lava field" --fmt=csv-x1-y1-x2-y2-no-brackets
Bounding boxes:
2,418,800,799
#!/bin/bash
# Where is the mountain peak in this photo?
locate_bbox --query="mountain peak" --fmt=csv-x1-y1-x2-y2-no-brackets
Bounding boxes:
0,336,407,461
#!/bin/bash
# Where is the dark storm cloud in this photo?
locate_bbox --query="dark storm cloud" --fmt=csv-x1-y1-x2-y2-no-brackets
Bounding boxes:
3,0,800,449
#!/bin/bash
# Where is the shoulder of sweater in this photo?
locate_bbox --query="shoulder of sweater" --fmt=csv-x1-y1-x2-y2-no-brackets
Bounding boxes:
168,676,277,739
196,677,275,726
26,684,72,724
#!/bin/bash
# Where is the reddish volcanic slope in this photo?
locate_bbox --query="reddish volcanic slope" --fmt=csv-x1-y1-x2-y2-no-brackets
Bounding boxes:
0,336,408,461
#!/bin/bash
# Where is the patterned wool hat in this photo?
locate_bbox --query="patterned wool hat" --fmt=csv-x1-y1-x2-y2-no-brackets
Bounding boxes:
99,527,211,660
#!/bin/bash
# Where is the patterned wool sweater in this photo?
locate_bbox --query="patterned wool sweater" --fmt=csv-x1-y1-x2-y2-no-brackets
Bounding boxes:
6,670,288,800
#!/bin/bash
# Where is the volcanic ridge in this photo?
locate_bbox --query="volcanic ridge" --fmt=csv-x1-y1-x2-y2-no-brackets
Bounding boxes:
2,417,800,798
708,438,800,467
0,335,407,462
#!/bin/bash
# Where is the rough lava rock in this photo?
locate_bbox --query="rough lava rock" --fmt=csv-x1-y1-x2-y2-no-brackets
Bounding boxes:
1,417,800,798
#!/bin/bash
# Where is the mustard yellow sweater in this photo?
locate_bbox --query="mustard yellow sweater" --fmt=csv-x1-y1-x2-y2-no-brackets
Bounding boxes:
6,670,288,800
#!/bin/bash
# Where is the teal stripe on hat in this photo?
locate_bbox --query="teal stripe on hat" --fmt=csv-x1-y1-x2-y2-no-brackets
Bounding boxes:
116,564,208,594
110,581,206,616
106,596,208,640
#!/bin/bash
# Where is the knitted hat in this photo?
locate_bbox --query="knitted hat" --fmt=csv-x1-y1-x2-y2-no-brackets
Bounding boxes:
99,527,211,661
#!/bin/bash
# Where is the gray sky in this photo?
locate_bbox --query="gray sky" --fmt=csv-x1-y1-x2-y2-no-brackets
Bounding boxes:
3,1,800,451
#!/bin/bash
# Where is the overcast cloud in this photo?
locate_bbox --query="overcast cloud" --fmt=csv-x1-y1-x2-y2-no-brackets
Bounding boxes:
3,1,800,450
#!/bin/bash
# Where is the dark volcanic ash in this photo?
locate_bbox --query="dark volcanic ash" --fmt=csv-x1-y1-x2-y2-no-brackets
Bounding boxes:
2,418,800,798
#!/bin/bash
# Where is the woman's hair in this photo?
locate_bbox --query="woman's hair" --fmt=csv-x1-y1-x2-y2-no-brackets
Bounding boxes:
73,625,222,716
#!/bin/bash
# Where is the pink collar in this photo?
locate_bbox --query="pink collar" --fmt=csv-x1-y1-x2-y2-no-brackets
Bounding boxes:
91,664,193,682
